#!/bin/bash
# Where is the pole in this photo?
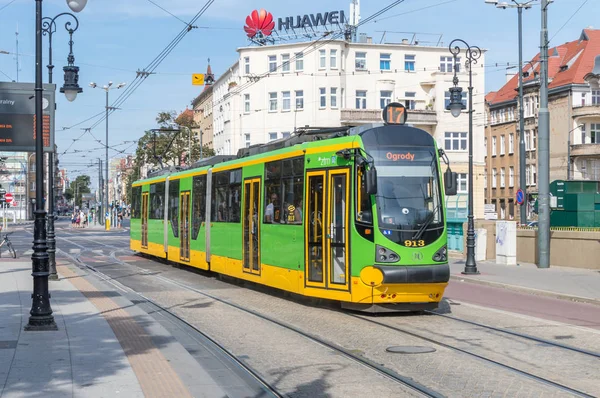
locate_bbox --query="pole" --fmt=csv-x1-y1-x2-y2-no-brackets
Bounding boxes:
464,57,478,275
537,0,550,268
517,7,527,225
26,0,57,331
47,149,57,280
105,90,109,230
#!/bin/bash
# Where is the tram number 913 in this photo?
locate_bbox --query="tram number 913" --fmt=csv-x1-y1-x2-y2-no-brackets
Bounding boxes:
404,240,425,247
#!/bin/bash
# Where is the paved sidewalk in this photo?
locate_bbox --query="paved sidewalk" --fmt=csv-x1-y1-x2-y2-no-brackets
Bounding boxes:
450,259,600,305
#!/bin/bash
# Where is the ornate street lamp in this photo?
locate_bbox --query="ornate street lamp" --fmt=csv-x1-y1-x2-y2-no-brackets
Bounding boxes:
446,38,481,275
25,0,88,332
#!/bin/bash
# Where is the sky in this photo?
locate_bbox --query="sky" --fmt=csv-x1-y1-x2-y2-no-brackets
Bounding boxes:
0,0,595,188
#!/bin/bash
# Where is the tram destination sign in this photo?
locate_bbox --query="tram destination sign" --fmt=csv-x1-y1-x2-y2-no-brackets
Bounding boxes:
0,82,56,153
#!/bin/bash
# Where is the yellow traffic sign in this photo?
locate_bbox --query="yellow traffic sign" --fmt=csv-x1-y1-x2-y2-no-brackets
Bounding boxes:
192,74,205,85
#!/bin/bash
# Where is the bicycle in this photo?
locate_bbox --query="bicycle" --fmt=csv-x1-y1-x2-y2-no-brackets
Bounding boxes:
0,230,16,259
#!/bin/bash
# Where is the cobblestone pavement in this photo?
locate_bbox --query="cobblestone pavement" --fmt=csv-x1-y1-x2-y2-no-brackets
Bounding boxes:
52,224,598,398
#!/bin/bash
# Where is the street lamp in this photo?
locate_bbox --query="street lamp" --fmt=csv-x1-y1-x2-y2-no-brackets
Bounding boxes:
41,11,82,281
446,38,482,275
26,0,88,332
89,81,127,230
486,0,536,226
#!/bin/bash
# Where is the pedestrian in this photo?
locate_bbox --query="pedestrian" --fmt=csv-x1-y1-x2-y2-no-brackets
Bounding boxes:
118,211,123,228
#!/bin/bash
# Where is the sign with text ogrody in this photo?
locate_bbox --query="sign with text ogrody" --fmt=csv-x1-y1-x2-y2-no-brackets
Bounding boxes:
0,82,56,152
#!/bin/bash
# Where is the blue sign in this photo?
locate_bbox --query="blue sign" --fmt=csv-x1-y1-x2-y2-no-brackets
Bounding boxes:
383,230,392,236
516,189,524,205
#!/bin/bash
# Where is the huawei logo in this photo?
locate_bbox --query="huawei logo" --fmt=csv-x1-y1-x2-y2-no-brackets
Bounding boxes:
244,9,275,39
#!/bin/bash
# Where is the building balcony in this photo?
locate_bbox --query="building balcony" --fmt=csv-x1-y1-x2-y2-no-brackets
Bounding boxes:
340,108,437,126
570,143,600,157
572,104,600,118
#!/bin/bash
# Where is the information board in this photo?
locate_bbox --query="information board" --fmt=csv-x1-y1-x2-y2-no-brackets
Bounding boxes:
0,82,56,152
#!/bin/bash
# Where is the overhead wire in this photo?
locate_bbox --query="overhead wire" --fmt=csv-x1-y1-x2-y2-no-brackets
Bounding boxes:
548,0,589,44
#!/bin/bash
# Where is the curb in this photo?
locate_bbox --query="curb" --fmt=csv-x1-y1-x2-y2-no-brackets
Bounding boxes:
450,275,600,307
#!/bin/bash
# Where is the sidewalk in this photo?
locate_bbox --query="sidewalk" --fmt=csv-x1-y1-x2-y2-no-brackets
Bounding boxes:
0,260,235,397
450,259,600,305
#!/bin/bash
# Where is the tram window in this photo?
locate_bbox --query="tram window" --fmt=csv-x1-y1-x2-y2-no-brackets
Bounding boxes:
356,166,373,224
211,169,242,223
264,156,305,224
168,179,180,237
192,175,206,240
131,186,141,219
149,182,165,220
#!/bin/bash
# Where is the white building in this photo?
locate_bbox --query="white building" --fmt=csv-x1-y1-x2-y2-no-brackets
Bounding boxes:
211,39,486,218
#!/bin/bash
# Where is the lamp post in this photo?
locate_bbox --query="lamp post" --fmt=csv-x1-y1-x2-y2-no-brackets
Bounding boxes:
486,0,537,225
446,39,482,275
89,81,127,230
41,11,82,281
25,0,87,332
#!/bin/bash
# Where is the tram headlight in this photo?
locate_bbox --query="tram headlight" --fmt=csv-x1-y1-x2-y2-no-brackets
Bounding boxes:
375,245,400,263
432,245,447,262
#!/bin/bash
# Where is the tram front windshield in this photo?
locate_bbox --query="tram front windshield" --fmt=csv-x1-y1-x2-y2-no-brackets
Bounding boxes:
373,148,443,242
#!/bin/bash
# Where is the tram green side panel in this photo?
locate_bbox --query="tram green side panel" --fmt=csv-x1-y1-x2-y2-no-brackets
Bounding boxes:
260,225,304,270
147,219,165,247
130,217,141,240
210,223,242,260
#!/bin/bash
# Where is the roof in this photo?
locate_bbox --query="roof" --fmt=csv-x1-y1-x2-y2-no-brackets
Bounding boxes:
488,28,600,106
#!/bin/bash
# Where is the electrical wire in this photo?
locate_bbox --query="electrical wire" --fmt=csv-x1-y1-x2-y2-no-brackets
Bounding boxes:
143,0,190,26
373,0,459,23
0,0,18,14
548,0,589,44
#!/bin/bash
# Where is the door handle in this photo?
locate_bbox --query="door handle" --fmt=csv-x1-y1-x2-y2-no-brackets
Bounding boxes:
329,223,334,239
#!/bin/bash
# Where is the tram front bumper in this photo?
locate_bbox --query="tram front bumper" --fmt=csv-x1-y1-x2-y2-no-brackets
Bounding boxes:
373,264,450,284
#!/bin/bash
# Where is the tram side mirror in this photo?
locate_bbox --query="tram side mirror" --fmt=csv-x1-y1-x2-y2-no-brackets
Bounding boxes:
366,167,378,195
444,170,458,196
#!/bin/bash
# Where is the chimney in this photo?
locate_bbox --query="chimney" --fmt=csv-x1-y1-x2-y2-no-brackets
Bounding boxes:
506,69,516,83
401,39,409,45
366,36,372,44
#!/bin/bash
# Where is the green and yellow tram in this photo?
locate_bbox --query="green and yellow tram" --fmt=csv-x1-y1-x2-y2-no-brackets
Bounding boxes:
130,103,458,312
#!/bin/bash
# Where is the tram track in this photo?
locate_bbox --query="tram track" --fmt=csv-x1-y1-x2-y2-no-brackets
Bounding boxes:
55,233,443,398
56,231,598,397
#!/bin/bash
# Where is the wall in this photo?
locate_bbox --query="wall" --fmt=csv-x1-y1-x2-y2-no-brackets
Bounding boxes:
472,220,600,269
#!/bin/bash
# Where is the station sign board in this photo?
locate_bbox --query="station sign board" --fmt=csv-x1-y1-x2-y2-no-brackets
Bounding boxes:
0,82,56,152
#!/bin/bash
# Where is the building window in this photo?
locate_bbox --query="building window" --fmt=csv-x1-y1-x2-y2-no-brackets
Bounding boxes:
444,91,467,109
244,133,251,148
281,53,290,72
356,90,367,109
500,168,506,188
509,133,514,154
440,56,459,73
509,166,514,187
526,165,531,186
330,49,337,69
588,123,600,144
404,92,416,110
319,87,326,108
404,54,415,71
532,165,537,185
492,136,497,156
269,132,278,141
492,169,497,188
500,135,505,155
581,123,587,144
269,92,277,112
380,53,391,70
445,132,467,151
531,129,537,150
244,94,250,113
268,55,277,73
244,57,250,74
380,90,392,109
282,132,291,139
295,90,304,110
355,52,366,70
457,173,468,193
593,90,600,105
295,52,303,71
525,130,530,151
282,91,291,111
319,49,326,69
330,87,338,108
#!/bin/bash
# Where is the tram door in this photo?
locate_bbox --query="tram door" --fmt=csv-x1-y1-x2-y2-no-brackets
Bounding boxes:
141,192,149,249
305,169,350,291
242,178,261,275
179,191,191,262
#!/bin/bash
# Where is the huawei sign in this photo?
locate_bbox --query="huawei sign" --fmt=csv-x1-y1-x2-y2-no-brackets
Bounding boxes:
244,9,275,39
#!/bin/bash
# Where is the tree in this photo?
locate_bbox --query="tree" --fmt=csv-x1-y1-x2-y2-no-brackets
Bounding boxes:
65,175,91,208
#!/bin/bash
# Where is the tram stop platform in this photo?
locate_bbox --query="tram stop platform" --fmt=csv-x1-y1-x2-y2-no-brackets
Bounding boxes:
0,259,263,398
449,259,600,305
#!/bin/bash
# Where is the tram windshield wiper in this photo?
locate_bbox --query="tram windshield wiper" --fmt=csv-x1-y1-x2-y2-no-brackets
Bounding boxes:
412,205,439,240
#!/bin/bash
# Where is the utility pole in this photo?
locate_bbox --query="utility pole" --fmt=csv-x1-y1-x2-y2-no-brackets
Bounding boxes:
537,0,550,268
98,158,103,225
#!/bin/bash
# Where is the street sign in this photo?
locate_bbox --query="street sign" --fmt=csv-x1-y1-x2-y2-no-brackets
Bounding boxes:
516,189,524,205
11,200,18,207
192,74,205,85
4,193,13,203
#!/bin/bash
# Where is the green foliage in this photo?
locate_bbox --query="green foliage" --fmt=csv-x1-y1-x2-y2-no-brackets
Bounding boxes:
65,175,91,208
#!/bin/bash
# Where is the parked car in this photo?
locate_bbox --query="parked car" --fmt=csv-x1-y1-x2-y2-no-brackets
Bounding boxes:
526,221,538,228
